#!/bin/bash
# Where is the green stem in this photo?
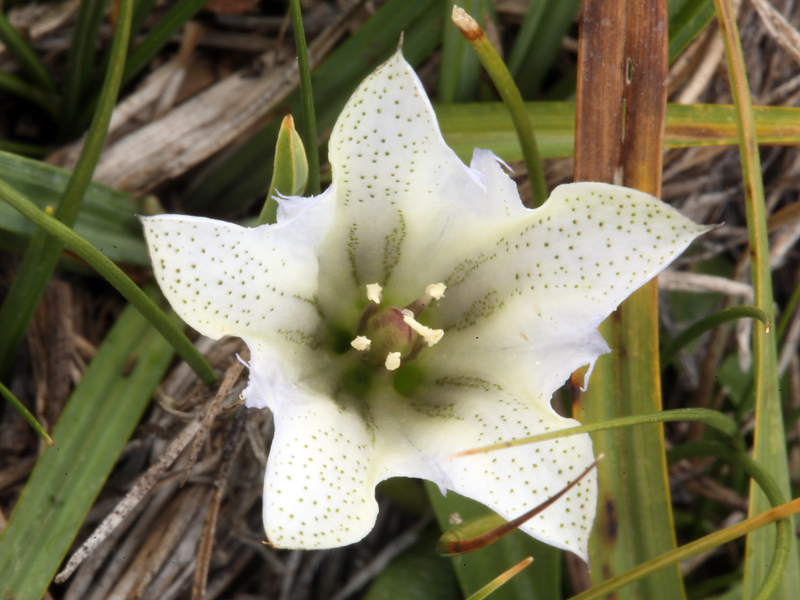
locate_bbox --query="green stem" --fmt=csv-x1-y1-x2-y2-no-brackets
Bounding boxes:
0,179,219,386
660,305,770,368
0,139,47,157
0,0,134,381
453,408,738,457
451,7,547,207
0,70,58,116
0,10,57,94
0,381,53,446
713,0,799,597
289,0,320,196
667,441,792,600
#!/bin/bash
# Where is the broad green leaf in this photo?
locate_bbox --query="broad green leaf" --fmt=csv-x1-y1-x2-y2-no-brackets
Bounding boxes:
426,483,562,600
257,115,308,226
0,295,178,600
668,0,715,63
363,527,461,600
0,150,147,266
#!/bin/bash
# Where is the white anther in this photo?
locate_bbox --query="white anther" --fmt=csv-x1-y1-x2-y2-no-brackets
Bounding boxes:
402,309,444,347
366,283,383,304
385,352,401,371
426,283,446,300
351,336,371,351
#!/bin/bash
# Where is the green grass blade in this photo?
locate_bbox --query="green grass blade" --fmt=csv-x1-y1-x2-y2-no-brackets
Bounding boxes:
0,69,58,116
122,0,210,86
0,0,133,381
435,102,800,163
668,0,715,64
508,0,580,98
289,0,320,197
713,0,800,597
0,178,218,386
661,306,771,368
0,150,148,267
0,380,53,446
60,0,111,137
506,0,548,80
0,9,57,93
0,296,178,600
426,484,562,600
438,1,482,104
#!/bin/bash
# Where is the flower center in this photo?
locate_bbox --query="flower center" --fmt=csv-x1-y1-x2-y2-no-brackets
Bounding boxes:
350,283,445,371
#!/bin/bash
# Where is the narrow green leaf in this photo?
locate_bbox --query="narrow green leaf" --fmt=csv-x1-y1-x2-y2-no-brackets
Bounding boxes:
427,484,562,600
0,0,134,381
289,0,320,197
508,0,580,97
61,0,111,137
0,297,178,600
0,69,58,116
0,10,57,93
0,380,53,446
668,0,715,64
451,7,547,207
0,150,148,266
438,1,483,104
434,102,800,164
0,178,218,386
465,557,533,600
257,115,308,226
713,1,800,597
363,527,461,600
661,305,771,368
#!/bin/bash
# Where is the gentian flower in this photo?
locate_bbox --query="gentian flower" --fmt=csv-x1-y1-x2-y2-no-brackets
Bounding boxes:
141,49,708,560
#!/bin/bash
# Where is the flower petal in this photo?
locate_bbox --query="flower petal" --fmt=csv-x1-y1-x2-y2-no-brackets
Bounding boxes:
141,192,334,386
368,376,596,560
424,179,710,393
262,382,379,549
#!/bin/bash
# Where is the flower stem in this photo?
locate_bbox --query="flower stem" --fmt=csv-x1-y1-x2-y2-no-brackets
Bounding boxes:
0,179,219,386
660,305,770,368
451,7,547,208
290,0,321,197
0,381,53,446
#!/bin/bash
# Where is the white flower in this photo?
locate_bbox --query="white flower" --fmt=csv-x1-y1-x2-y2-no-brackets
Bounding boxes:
141,49,709,560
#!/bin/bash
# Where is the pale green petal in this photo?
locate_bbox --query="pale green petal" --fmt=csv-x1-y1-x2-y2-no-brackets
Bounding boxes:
262,383,379,549
141,200,332,381
369,377,596,560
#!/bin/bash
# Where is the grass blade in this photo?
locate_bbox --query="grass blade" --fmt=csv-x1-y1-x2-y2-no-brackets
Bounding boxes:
573,1,685,598
0,10,57,93
0,380,53,446
0,0,134,380
0,296,179,600
712,0,800,597
0,178,218,386
0,69,58,116
60,0,111,137
438,0,483,104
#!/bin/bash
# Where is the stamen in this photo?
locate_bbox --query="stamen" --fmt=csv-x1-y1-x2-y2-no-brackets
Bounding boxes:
366,283,383,304
426,283,446,300
385,352,401,371
402,309,444,347
351,336,371,351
